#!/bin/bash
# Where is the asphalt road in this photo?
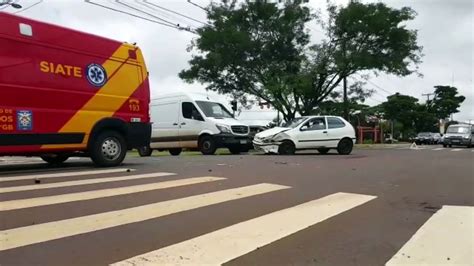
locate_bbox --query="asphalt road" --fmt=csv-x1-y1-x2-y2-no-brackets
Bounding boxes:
0,147,473,266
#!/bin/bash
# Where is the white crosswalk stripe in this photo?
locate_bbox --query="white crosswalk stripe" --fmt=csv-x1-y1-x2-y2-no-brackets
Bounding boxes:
0,168,135,183
386,206,474,265
432,147,445,151
0,172,175,193
0,183,289,251
451,148,463,152
112,192,376,266
0,176,225,211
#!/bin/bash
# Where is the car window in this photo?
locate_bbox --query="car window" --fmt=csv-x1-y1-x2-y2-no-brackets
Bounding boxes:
303,118,326,131
182,102,204,121
327,117,346,129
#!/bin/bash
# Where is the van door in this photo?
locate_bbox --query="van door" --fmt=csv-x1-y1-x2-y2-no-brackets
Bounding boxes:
179,102,205,148
150,101,180,148
297,117,330,148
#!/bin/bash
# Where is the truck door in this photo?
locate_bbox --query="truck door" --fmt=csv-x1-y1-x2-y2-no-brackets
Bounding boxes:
179,102,205,148
150,101,180,148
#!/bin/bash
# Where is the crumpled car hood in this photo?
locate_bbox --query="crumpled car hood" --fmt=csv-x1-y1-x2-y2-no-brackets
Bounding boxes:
255,127,290,139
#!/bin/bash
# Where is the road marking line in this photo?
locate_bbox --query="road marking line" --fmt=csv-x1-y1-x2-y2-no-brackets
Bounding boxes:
432,148,445,151
451,149,463,152
386,205,474,266
0,172,176,194
0,176,225,211
0,183,289,251
112,192,377,266
0,168,135,183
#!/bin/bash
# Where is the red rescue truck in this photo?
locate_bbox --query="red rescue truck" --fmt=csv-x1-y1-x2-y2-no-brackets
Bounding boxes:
0,12,151,167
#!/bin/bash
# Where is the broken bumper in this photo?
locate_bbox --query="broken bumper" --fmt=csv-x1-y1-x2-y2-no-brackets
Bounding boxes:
253,140,281,154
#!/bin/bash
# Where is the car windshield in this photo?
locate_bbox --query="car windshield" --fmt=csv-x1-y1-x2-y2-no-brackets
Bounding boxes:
446,126,470,134
196,101,233,118
281,117,306,128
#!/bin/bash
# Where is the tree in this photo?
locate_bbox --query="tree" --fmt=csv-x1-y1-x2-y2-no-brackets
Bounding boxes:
180,0,422,121
429,85,465,120
381,93,419,137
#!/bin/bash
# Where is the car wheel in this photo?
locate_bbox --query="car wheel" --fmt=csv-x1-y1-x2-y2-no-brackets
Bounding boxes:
199,135,217,155
317,148,329,155
169,148,182,156
228,147,241,155
337,138,353,155
449,144,452,148
90,130,127,167
443,144,447,148
278,140,295,155
138,146,153,157
40,154,69,165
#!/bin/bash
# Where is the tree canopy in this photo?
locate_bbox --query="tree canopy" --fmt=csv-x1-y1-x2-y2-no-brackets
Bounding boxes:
180,0,423,121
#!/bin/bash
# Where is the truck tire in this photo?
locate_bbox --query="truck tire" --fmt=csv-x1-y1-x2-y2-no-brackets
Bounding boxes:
199,135,217,155
138,146,153,157
337,138,353,155
169,148,182,156
40,154,69,165
90,130,127,167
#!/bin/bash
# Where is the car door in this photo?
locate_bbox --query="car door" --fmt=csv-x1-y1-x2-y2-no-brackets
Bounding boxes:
326,117,348,147
296,117,330,149
179,102,205,148
150,101,180,148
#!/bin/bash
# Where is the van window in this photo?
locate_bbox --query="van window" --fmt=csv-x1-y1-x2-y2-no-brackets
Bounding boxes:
182,102,204,121
327,117,346,129
447,126,469,134
196,101,233,118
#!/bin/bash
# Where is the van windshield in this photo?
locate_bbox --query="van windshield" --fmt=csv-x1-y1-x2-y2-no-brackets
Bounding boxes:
446,126,470,134
196,101,233,118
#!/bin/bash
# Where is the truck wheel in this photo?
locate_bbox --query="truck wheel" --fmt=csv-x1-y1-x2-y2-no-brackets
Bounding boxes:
138,146,153,157
90,131,127,167
278,141,295,155
169,148,182,156
317,148,330,155
40,154,69,165
337,138,353,155
228,147,241,155
199,135,217,155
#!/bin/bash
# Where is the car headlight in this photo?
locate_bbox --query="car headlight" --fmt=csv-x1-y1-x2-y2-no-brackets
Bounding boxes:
216,124,231,134
463,135,470,139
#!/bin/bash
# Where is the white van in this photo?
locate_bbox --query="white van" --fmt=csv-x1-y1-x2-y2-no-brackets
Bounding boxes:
139,93,252,156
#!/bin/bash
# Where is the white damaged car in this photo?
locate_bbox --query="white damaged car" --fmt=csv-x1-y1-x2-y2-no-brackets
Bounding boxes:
253,116,356,155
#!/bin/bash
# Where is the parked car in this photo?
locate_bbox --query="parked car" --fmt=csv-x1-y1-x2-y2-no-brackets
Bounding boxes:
253,116,356,155
141,92,252,156
414,132,435,145
443,124,473,148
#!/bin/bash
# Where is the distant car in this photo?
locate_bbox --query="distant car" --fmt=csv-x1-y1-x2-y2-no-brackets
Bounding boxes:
253,116,356,155
443,124,473,148
415,132,435,145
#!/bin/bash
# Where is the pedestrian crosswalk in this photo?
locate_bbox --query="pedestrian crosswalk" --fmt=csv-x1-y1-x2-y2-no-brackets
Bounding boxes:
396,146,473,152
0,168,472,265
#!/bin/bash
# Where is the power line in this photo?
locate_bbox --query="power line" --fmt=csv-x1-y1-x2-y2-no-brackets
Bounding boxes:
365,79,396,96
84,0,194,33
143,0,210,26
187,0,207,12
14,0,42,14
115,0,196,33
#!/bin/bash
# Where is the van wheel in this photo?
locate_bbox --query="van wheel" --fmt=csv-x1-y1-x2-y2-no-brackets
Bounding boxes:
90,131,127,167
199,136,217,155
337,138,353,155
228,147,241,155
40,154,69,165
317,148,329,155
278,141,295,155
169,148,182,156
138,146,153,157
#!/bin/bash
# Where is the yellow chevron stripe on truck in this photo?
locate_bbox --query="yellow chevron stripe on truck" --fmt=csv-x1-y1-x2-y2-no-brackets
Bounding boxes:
41,44,148,150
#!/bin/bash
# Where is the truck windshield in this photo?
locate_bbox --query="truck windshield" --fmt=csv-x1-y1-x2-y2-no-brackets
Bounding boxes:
281,117,306,128
196,101,233,118
446,126,470,134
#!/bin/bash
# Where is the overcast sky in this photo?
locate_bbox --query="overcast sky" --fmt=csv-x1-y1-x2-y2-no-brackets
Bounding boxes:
2,0,473,122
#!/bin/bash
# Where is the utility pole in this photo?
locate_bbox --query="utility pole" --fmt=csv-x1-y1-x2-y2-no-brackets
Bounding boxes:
422,93,435,104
